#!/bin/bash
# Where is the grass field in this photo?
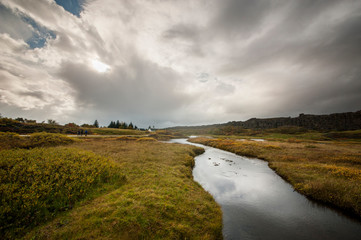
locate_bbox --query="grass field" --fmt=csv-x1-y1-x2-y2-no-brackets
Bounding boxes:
189,137,361,218
1,135,222,239
90,128,147,135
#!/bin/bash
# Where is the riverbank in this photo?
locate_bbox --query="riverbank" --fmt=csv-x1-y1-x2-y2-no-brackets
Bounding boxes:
1,135,222,239
189,137,361,218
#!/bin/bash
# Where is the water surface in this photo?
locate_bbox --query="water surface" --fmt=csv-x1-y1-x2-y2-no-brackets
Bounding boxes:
169,139,361,240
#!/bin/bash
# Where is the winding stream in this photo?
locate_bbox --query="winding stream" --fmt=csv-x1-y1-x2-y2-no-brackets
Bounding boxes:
169,139,361,240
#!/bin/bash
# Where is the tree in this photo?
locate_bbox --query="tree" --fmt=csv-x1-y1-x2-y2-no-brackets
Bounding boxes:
47,119,58,125
15,117,25,122
93,120,99,128
120,122,128,129
116,120,120,128
108,121,115,128
128,122,134,129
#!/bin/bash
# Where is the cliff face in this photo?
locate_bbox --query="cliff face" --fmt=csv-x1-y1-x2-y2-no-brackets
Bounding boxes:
228,110,361,131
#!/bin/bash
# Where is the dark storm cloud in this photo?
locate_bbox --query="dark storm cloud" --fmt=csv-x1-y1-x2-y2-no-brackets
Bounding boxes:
214,1,361,72
208,0,361,118
212,0,273,38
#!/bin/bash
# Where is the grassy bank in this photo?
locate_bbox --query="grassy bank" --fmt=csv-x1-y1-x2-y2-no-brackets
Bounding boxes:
189,137,361,218
18,138,222,239
169,126,361,142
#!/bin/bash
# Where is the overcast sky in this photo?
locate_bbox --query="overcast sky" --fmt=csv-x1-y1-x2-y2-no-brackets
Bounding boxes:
0,0,360,127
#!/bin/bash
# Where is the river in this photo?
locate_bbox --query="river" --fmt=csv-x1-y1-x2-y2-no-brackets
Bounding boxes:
168,138,361,240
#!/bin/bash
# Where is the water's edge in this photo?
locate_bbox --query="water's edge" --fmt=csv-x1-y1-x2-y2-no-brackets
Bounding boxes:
169,138,361,240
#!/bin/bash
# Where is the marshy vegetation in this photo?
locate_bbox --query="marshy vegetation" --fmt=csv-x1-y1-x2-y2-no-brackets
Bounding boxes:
189,137,361,218
1,133,222,239
1,147,124,239
0,132,75,150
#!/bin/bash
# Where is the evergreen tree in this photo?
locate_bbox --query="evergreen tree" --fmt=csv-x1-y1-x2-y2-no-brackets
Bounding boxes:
108,121,115,128
128,122,134,129
116,120,120,128
93,120,99,128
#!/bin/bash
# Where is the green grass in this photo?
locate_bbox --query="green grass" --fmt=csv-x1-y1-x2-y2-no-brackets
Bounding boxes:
189,137,361,218
91,128,146,135
12,138,222,239
0,147,125,239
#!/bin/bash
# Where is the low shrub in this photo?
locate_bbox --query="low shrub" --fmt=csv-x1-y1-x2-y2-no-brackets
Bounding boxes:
26,132,74,148
0,132,24,150
0,132,75,151
0,147,125,238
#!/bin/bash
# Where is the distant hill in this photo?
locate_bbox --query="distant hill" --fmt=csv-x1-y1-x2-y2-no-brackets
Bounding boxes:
228,110,361,131
169,110,361,133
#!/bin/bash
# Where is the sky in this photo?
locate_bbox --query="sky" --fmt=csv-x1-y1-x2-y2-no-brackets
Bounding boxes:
0,0,360,128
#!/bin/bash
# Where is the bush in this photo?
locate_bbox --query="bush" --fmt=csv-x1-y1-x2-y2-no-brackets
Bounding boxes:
0,132,23,150
0,132,75,151
0,147,125,238
26,132,74,148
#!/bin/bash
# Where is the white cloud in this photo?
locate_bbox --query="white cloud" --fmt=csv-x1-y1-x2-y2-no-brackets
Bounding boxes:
0,0,360,127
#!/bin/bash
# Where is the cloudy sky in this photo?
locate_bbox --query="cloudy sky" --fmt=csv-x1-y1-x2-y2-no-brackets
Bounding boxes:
0,0,360,127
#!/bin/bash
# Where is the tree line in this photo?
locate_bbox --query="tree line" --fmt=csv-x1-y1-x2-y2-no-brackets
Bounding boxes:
107,120,137,129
